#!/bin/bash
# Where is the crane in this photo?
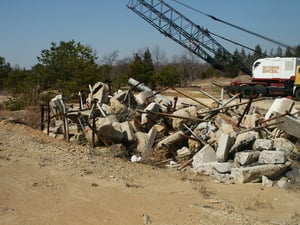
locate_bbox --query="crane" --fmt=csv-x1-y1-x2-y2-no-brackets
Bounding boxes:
127,0,252,76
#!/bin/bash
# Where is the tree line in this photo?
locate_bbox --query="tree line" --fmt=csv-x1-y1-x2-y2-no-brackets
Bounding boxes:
0,40,299,110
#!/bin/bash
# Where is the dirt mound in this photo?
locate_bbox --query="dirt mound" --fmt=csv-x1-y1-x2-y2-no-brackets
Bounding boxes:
0,119,300,225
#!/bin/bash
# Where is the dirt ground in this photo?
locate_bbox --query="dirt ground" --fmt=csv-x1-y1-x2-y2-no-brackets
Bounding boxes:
1,82,300,225
0,117,300,224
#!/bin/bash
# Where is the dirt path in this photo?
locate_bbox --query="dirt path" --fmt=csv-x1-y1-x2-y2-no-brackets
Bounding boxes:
0,119,300,225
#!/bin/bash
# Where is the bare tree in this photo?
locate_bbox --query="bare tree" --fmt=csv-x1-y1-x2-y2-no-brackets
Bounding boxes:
101,50,119,66
151,45,167,70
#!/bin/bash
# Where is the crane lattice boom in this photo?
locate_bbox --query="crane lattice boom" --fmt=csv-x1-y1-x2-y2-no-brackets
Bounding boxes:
127,0,252,75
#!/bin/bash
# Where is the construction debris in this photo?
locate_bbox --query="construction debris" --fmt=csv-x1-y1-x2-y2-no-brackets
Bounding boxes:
41,78,300,185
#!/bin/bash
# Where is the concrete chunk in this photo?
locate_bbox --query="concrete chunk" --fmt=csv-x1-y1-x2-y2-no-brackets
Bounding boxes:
172,106,198,130
136,126,157,156
214,113,237,137
96,121,123,144
231,164,288,183
216,133,233,162
141,102,161,130
276,115,300,139
262,175,274,187
156,131,187,150
212,162,234,174
273,138,297,154
234,151,260,166
230,131,258,153
258,150,287,164
265,98,296,120
192,144,216,170
253,139,274,151
120,121,135,144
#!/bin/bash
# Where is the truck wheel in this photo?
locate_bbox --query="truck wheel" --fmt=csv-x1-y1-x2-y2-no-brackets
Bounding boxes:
295,88,300,101
255,85,267,96
241,85,253,99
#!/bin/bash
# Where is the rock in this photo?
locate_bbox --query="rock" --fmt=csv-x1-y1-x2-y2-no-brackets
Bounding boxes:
253,139,274,151
229,131,258,153
258,150,287,164
192,144,216,170
216,133,233,162
234,151,260,166
231,164,288,183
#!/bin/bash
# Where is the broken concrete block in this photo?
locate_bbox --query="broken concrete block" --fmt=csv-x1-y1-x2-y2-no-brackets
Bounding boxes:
231,164,288,183
253,139,274,151
212,162,234,174
192,144,216,170
95,114,118,127
229,131,258,153
87,82,109,106
120,121,135,144
135,91,154,105
114,90,137,108
141,102,161,130
258,150,287,164
265,98,296,120
275,115,300,139
216,133,233,162
136,126,157,156
273,138,297,154
96,121,124,144
156,131,187,150
106,97,131,122
240,114,260,129
234,151,260,166
172,106,198,131
262,175,274,187
128,77,171,106
214,113,237,138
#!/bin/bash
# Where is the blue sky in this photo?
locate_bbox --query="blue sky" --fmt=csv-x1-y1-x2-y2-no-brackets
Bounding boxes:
1,0,299,69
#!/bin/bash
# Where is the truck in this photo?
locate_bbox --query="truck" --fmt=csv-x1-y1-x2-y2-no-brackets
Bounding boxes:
127,0,300,100
225,57,300,100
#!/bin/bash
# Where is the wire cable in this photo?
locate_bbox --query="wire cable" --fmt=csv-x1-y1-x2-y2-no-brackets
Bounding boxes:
169,0,290,48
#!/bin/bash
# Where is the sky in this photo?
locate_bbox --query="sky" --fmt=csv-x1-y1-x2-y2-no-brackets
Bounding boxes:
1,0,299,69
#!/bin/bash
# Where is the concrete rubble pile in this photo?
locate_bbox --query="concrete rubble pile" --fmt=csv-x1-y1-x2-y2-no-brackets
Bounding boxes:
44,78,300,186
